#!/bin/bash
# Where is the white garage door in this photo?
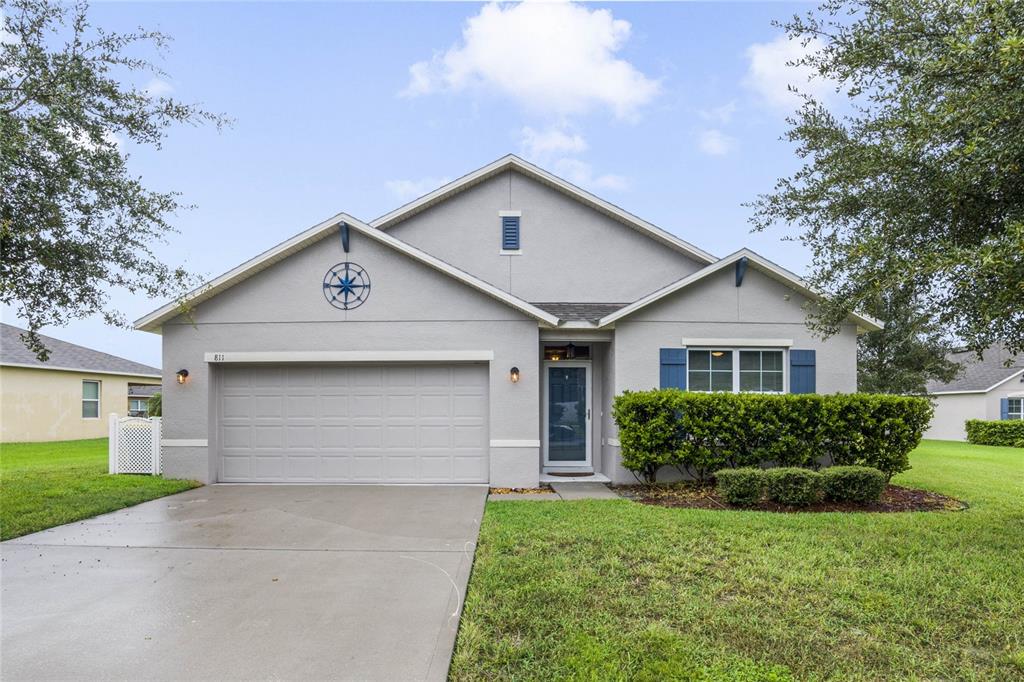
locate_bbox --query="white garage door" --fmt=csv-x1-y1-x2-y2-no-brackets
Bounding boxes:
217,364,489,483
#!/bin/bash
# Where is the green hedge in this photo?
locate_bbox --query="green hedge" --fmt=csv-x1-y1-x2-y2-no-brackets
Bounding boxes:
965,419,1024,448
715,468,764,506
612,391,932,483
764,468,821,506
821,465,887,503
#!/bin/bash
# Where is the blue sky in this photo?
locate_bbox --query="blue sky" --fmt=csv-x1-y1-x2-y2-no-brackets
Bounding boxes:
4,1,833,367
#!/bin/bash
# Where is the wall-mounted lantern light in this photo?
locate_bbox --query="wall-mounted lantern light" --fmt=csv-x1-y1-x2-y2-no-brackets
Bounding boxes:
509,367,520,384
176,369,190,385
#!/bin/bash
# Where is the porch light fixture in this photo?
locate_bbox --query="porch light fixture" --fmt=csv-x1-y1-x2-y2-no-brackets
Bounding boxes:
176,369,190,385
509,367,520,383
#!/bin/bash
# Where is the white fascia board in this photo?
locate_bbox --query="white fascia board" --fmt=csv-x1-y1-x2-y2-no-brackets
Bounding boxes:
597,249,884,332
928,390,988,395
370,155,717,265
681,338,794,347
204,350,495,364
135,212,560,331
0,362,161,379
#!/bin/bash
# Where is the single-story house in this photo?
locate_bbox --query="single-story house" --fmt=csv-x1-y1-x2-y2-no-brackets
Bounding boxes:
1,323,161,442
137,155,881,487
924,345,1024,441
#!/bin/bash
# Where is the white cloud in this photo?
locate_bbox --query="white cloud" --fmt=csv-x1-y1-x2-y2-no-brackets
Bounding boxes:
144,78,174,98
520,126,588,159
744,34,835,110
401,1,660,120
699,101,737,125
697,129,737,156
554,158,628,192
385,176,450,202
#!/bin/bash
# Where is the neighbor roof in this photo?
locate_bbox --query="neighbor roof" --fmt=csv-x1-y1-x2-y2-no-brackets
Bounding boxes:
135,212,560,332
927,346,1024,394
1,324,161,378
370,155,718,266
596,249,884,332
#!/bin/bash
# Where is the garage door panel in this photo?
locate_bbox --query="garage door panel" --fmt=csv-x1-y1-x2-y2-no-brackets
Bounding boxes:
218,364,488,483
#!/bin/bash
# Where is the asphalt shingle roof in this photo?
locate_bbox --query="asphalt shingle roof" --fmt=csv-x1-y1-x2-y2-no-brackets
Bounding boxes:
1,324,161,377
927,345,1024,393
530,302,630,323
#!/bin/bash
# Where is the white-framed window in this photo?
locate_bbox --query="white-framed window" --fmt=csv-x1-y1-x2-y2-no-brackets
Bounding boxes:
128,398,149,417
82,380,100,419
1008,398,1023,420
687,348,786,394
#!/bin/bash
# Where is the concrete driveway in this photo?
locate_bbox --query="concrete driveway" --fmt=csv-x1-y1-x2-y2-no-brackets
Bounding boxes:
1,485,487,681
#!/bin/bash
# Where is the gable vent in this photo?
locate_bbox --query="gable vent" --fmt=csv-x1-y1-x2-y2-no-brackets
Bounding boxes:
502,216,520,251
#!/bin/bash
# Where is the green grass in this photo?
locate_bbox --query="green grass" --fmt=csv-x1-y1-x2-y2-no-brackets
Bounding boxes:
452,441,1024,681
1,438,200,541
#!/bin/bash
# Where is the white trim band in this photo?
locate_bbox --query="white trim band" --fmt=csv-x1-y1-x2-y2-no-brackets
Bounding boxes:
205,350,495,364
0,362,160,379
498,210,522,217
162,439,207,447
489,439,541,448
681,338,794,348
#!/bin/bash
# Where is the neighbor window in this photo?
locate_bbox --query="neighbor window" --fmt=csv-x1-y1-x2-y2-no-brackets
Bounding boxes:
82,380,100,418
1009,398,1024,420
128,398,149,417
687,349,785,393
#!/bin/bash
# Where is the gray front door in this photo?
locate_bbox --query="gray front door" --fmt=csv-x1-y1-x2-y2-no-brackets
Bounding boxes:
217,364,489,483
543,362,591,467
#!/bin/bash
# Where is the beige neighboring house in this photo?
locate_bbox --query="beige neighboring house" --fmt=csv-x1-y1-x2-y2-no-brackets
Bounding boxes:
924,345,1024,441
1,323,161,442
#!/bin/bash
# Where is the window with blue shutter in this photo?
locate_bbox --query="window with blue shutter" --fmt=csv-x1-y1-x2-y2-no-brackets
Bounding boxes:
1001,398,1010,420
789,349,816,394
501,216,520,250
660,348,687,389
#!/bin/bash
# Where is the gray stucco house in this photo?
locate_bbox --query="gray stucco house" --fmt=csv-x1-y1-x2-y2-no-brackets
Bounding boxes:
137,155,880,486
924,345,1024,441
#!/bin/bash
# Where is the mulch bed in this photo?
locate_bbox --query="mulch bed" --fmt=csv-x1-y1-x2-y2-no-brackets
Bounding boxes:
613,482,967,513
489,486,553,495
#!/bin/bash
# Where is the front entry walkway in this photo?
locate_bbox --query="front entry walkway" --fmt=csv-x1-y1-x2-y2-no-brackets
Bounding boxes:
1,485,487,681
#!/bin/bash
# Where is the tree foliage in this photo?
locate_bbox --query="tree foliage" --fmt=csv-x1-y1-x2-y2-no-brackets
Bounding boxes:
857,287,961,394
0,0,226,359
750,0,1024,356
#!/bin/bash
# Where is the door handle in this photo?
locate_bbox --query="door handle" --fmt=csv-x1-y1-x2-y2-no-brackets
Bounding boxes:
587,408,591,420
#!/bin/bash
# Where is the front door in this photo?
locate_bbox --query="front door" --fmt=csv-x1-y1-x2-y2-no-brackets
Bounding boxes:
543,362,591,468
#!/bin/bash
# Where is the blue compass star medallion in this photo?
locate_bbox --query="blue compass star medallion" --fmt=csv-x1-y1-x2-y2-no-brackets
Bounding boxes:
323,262,371,310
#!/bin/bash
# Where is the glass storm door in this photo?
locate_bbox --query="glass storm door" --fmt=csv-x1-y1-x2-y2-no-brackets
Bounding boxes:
544,362,591,467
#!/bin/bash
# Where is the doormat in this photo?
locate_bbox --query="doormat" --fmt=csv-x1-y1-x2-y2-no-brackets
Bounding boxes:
547,471,593,478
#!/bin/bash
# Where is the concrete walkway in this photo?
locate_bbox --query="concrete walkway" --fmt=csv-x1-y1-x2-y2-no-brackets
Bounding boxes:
1,485,486,681
490,482,620,501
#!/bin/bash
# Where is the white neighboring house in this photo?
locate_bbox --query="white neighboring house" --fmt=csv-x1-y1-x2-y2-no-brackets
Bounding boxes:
924,345,1024,441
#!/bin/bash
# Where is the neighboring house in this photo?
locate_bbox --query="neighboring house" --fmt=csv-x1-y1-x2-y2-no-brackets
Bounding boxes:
924,345,1024,441
0,324,161,442
136,155,881,486
128,384,161,417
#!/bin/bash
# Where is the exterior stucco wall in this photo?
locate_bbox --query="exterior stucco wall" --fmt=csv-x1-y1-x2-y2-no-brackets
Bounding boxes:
0,366,158,442
159,229,541,485
924,374,1024,441
386,170,704,302
605,267,859,483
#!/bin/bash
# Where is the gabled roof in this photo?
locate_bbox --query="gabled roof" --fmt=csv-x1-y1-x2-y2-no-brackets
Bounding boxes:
596,249,884,331
532,302,630,324
370,154,718,266
927,345,1024,394
135,213,560,332
1,323,161,378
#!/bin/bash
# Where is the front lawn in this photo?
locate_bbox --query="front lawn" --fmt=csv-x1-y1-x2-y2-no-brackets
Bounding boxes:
452,440,1024,681
0,438,200,541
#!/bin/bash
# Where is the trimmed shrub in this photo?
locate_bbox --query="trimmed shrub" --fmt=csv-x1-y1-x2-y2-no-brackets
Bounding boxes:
715,468,764,506
966,419,1024,448
820,465,886,503
764,468,821,506
611,391,932,483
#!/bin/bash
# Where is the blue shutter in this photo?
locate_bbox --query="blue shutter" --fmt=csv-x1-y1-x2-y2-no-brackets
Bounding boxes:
790,349,816,394
1001,398,1010,420
501,216,520,250
660,348,687,389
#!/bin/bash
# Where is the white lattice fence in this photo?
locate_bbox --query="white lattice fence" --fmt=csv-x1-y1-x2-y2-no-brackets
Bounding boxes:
108,414,161,474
